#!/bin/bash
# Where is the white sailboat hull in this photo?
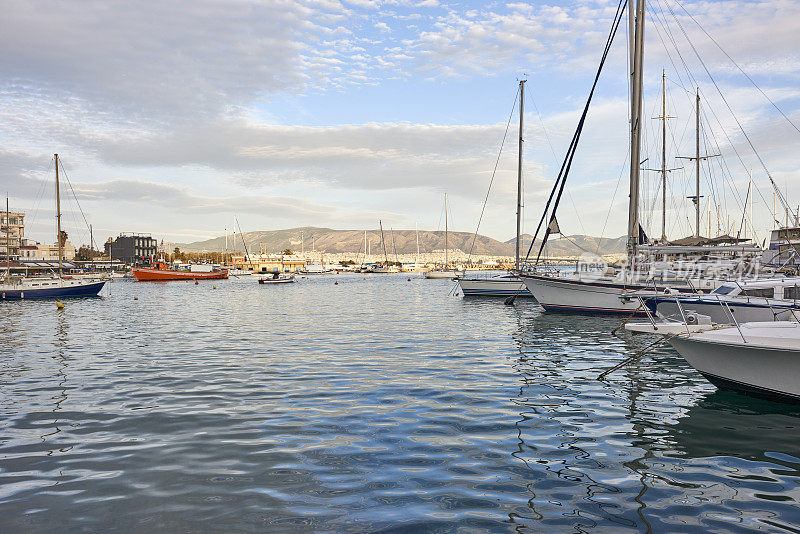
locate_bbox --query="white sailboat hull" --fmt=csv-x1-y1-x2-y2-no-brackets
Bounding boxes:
457,275,531,297
520,273,653,315
670,323,800,400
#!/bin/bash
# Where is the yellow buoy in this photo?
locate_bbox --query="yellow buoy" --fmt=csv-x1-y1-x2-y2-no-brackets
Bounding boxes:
134,296,138,300
212,285,216,289
56,301,64,309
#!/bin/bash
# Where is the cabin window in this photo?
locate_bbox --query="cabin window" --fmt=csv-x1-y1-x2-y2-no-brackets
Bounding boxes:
784,286,800,300
712,285,735,295
740,288,774,298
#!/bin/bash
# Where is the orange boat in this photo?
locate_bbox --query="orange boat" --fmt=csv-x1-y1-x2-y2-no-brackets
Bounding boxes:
133,261,229,281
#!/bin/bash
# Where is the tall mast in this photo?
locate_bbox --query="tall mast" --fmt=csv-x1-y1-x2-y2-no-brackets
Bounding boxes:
379,220,389,264
627,0,645,259
661,71,667,240
444,193,449,267
55,153,63,277
516,80,525,270
415,221,420,264
695,90,700,237
364,230,367,263
678,89,717,237
5,197,10,280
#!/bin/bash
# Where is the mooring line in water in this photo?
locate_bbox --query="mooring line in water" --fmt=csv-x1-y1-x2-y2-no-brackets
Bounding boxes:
610,301,645,335
597,335,674,380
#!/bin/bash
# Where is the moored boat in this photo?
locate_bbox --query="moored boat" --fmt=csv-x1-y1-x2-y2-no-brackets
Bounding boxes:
669,321,800,402
0,277,105,300
258,273,295,284
133,260,228,281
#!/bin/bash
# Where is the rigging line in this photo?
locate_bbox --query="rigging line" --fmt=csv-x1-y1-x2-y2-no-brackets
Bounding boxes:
27,158,52,233
674,0,800,136
523,0,627,265
597,145,630,254
697,72,779,225
59,160,93,243
662,0,786,215
467,84,520,261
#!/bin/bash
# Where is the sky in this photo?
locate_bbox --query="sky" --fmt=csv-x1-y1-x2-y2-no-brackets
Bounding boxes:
1,0,799,249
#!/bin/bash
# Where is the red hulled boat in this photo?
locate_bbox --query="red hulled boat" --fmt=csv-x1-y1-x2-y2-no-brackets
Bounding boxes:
133,261,228,281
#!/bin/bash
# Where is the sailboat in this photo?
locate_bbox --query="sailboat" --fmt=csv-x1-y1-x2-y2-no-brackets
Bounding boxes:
458,80,532,297
424,194,464,279
372,220,399,273
0,154,106,300
516,1,730,315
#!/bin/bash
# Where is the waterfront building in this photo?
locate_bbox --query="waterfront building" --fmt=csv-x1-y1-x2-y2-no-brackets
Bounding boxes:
19,238,77,260
231,253,307,273
104,233,158,265
0,209,24,261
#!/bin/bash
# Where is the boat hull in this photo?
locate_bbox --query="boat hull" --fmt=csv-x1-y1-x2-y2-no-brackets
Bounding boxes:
1,280,106,300
133,268,228,281
670,335,800,402
519,273,656,316
457,276,531,297
423,270,463,279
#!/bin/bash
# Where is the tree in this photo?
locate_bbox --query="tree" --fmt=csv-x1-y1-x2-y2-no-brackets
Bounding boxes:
75,245,101,261
282,249,293,255
59,230,68,246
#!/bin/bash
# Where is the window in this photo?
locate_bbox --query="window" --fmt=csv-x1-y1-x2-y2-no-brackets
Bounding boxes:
784,286,800,300
740,288,774,298
712,284,736,295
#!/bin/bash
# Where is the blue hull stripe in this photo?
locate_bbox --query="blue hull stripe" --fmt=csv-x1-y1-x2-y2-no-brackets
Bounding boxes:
1,281,105,300
540,303,649,317
461,288,532,296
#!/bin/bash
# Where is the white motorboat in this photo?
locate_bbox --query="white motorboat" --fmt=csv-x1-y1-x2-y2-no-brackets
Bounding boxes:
669,321,800,401
652,277,800,324
423,268,463,279
258,274,295,284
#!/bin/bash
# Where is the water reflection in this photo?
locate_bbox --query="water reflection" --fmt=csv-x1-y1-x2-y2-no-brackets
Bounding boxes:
511,308,800,531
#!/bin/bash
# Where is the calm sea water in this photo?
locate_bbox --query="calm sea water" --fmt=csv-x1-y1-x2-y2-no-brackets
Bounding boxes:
1,273,799,532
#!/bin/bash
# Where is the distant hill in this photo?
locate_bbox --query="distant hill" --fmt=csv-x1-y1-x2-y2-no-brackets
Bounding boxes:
174,227,626,258
508,234,627,258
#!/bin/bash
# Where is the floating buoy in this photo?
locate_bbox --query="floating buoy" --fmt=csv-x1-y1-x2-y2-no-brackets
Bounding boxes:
212,285,216,289
134,296,138,300
407,278,411,281
334,281,338,285
56,301,64,309
195,280,199,285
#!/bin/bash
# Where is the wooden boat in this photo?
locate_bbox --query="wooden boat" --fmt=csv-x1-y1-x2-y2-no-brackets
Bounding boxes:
133,261,228,281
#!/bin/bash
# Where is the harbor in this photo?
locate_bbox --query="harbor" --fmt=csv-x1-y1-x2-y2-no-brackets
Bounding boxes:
3,0,800,531
3,274,800,531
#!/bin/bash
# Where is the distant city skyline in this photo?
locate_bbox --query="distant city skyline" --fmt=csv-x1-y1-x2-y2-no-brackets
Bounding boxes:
2,0,799,248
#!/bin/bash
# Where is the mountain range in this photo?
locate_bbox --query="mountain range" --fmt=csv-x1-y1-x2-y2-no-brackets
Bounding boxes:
173,227,627,258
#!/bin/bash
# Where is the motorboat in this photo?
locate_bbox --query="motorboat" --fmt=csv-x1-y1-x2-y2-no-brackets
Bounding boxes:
649,277,800,324
423,268,463,279
258,273,295,284
133,260,228,281
669,321,800,402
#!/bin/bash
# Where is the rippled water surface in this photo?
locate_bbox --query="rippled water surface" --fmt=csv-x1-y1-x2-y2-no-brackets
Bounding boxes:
1,273,800,532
